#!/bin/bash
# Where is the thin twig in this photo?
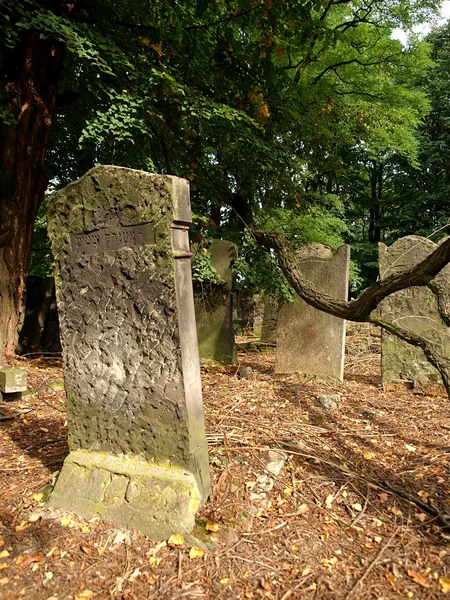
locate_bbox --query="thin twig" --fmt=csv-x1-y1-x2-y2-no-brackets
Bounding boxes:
344,526,400,600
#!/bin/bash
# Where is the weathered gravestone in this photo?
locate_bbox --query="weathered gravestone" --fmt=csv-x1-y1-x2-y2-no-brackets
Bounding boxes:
260,296,280,344
47,166,210,539
195,239,238,365
275,243,350,380
379,235,450,386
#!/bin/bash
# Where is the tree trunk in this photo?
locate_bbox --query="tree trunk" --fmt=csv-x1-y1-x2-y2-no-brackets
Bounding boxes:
0,30,64,363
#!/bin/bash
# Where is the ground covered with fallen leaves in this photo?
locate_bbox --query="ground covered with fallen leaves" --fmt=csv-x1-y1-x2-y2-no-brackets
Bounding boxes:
1,325,450,600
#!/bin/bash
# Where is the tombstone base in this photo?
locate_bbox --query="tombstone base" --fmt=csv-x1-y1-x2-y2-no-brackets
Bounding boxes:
49,450,202,539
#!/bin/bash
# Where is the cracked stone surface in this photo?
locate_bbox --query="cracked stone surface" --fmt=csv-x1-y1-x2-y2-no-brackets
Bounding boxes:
47,166,210,538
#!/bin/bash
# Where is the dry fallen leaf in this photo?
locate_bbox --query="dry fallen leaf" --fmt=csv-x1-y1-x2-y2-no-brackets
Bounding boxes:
46,547,58,558
15,520,29,532
75,590,95,600
167,533,184,547
351,503,363,512
0,551,9,559
189,546,204,559
407,569,430,588
220,578,231,585
80,543,92,555
405,444,416,452
260,579,272,591
148,556,161,568
60,516,73,528
439,577,450,594
415,512,427,523
325,494,334,509
205,521,219,533
363,451,374,460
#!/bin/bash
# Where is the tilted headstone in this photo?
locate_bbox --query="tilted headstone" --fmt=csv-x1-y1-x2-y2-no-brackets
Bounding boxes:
260,296,280,343
46,166,210,539
275,243,350,380
195,239,238,364
379,235,450,385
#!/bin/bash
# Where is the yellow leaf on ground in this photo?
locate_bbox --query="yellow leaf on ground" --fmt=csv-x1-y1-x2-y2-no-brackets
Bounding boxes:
205,521,219,532
0,551,9,559
0,564,8,570
44,571,53,580
325,494,334,509
363,452,374,460
439,577,450,594
60,516,73,527
32,493,43,502
75,590,95,600
189,546,204,559
15,520,29,532
351,503,363,512
220,578,231,584
148,556,161,568
297,504,309,514
167,533,184,547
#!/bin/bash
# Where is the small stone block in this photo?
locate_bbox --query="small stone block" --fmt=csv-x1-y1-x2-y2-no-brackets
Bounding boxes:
0,368,27,393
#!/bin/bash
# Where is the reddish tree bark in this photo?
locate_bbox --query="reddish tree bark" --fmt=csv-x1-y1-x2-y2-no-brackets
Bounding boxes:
0,29,64,363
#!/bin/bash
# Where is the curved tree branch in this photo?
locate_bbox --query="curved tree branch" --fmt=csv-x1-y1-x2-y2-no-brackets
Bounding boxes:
253,229,450,321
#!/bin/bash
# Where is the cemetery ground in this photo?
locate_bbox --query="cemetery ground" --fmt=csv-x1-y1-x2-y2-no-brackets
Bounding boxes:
0,327,449,600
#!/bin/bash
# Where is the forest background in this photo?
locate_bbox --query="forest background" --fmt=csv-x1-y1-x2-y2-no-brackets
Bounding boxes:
2,0,450,370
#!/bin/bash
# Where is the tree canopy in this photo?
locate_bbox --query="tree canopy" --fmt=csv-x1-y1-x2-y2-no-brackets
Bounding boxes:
0,0,448,362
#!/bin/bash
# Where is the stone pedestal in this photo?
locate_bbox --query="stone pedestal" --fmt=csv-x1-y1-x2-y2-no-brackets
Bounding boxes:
379,236,450,385
195,240,238,365
275,243,350,380
47,166,210,539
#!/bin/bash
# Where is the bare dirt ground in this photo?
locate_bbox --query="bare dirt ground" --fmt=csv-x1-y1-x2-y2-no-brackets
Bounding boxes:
0,326,449,600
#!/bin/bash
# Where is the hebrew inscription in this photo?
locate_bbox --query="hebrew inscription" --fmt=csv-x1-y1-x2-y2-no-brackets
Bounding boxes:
71,223,155,255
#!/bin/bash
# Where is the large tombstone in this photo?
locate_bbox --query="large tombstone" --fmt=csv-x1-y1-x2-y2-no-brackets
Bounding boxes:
275,243,350,380
47,166,210,539
379,236,450,385
195,239,238,364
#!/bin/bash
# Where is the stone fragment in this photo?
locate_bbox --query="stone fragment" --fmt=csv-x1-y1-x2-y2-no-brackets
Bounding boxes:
379,236,450,385
318,394,342,410
275,243,350,380
0,368,27,394
46,166,210,539
195,239,238,364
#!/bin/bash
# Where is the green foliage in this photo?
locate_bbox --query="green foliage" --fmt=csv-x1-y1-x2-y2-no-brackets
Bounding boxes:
2,0,444,298
191,248,225,286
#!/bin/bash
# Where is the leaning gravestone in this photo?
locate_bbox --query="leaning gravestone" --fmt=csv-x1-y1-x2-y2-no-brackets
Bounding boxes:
379,235,450,386
47,166,210,539
195,239,238,364
275,243,350,380
260,296,280,343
